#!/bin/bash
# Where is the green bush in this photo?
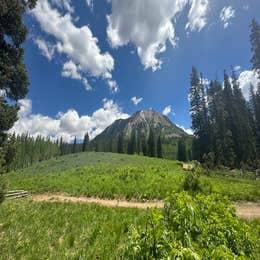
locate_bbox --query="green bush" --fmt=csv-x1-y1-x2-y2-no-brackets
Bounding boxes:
126,192,256,259
182,172,202,192
0,176,7,204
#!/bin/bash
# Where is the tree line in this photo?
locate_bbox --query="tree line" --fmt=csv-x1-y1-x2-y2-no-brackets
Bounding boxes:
5,133,90,172
189,19,260,169
93,128,191,161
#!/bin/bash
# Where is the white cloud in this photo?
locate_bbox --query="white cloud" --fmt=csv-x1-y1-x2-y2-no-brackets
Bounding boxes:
220,6,235,29
34,38,55,61
86,0,93,10
107,80,119,93
238,70,259,100
9,99,129,142
162,105,174,116
61,60,92,90
177,124,193,135
107,0,209,71
234,65,241,72
62,60,82,80
185,0,209,32
51,0,74,13
31,0,116,91
131,96,143,106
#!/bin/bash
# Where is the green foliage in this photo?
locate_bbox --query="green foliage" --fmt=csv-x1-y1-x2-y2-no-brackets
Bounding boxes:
0,134,16,173
157,135,163,158
0,176,7,204
6,152,260,201
8,134,60,171
177,138,187,162
202,152,215,172
0,200,145,258
82,132,89,152
147,127,156,157
182,172,202,192
126,192,256,259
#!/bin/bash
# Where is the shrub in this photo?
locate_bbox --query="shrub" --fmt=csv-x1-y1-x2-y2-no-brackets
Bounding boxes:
125,192,256,259
182,172,202,192
0,176,7,204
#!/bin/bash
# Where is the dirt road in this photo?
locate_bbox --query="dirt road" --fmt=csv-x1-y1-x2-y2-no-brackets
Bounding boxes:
31,194,260,219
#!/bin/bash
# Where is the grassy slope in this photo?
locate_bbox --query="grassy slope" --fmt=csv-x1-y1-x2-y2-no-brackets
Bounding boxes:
6,152,260,201
0,200,259,259
0,199,145,259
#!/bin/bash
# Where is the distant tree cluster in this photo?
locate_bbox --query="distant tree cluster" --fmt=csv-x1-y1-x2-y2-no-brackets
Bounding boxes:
189,19,260,169
3,133,90,172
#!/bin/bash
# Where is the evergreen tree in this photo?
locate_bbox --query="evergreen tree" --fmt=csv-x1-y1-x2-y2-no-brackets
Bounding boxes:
82,133,89,152
207,80,226,165
177,139,187,162
127,131,136,154
142,139,147,156
117,133,124,153
0,1,37,172
250,19,260,156
157,135,163,158
147,128,155,157
231,68,256,165
189,67,210,160
72,137,77,153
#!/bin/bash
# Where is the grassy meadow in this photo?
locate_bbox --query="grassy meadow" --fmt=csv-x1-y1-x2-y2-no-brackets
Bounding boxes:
1,152,260,258
0,199,146,259
5,152,260,201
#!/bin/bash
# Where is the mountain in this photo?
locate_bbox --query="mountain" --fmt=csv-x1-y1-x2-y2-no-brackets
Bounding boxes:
93,109,189,142
91,109,192,160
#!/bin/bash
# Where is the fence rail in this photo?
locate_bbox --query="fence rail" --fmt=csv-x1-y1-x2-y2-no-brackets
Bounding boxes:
5,190,29,199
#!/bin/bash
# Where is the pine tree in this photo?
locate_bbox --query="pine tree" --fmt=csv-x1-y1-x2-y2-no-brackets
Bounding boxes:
207,80,226,166
127,131,136,154
157,136,162,158
222,70,236,167
142,139,147,156
72,137,77,153
117,133,124,153
250,19,260,156
147,128,155,157
189,67,210,160
177,139,187,162
82,133,89,152
0,1,37,173
231,68,256,165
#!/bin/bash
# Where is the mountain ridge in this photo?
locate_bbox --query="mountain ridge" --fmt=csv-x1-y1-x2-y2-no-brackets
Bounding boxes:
93,109,190,142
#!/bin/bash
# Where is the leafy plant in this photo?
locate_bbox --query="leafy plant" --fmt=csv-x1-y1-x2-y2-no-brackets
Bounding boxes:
0,176,7,204
126,192,256,259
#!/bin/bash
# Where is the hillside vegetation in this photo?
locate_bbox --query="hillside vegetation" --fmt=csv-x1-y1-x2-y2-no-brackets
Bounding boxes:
6,152,260,201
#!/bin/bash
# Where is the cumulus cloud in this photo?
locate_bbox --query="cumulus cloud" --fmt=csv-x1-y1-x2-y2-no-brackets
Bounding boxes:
238,70,259,100
162,105,174,116
10,99,129,142
51,0,74,13
34,38,55,61
131,97,143,106
220,6,235,28
31,0,116,91
107,0,209,71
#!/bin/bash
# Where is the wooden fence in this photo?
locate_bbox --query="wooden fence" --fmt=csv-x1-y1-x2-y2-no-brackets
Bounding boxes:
5,190,29,199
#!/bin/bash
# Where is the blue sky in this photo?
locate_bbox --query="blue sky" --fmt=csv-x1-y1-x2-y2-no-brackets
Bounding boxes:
10,0,260,142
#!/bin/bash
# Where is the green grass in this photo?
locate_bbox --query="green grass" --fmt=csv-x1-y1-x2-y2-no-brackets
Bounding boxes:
6,152,260,201
0,199,145,259
0,199,259,259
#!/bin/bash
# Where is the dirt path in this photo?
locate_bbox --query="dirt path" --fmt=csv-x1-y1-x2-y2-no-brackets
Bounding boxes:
30,194,260,219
